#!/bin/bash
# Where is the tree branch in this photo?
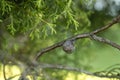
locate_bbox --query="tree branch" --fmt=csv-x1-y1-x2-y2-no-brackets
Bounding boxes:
39,63,93,75
34,15,120,60
34,63,120,79
90,35,120,50
3,63,7,80
90,15,120,34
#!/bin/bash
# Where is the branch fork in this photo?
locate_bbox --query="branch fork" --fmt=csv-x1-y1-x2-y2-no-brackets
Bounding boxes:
35,15,120,60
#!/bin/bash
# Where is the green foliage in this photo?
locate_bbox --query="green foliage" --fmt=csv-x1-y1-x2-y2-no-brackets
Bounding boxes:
0,0,92,40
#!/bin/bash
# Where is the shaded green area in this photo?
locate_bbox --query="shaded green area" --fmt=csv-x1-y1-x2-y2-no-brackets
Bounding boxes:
89,24,120,72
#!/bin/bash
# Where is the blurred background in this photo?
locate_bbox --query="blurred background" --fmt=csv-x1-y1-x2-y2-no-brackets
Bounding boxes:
0,0,120,80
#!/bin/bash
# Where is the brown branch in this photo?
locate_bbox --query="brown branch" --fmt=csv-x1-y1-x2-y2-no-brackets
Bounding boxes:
3,63,7,80
7,74,20,80
90,15,120,34
18,69,29,80
34,15,120,60
30,62,95,77
90,35,120,50
34,41,64,60
34,63,119,79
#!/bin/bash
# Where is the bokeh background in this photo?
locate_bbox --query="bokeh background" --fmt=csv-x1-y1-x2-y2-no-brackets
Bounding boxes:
0,0,120,80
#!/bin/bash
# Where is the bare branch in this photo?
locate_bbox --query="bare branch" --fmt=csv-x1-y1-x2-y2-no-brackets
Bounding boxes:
34,63,120,79
30,62,95,77
7,74,20,80
18,69,29,80
34,41,64,60
90,35,120,50
39,63,93,75
91,15,120,34
3,63,7,80
35,15,120,60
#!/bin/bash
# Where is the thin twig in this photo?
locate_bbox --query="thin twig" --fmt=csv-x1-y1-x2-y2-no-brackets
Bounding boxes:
90,35,120,50
74,15,120,40
18,68,29,80
39,63,93,75
3,63,7,80
35,15,120,60
91,15,120,34
34,41,64,60
35,63,120,79
7,74,20,80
